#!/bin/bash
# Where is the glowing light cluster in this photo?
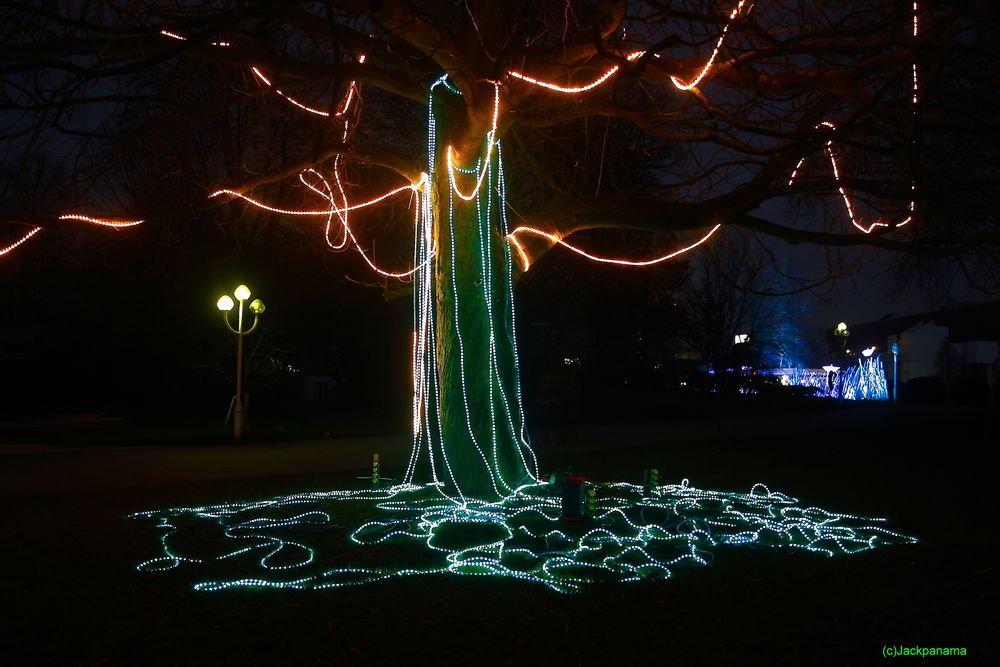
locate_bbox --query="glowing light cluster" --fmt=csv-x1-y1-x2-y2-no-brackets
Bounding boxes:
769,367,828,394
131,478,915,593
767,356,889,401
840,355,889,401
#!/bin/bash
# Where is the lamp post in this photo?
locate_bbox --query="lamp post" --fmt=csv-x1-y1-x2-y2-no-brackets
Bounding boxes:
217,284,265,440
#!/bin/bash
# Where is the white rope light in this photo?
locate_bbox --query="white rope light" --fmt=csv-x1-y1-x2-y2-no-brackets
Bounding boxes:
132,478,916,594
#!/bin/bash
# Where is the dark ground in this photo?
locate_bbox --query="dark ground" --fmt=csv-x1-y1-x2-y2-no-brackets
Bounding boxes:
1,402,996,665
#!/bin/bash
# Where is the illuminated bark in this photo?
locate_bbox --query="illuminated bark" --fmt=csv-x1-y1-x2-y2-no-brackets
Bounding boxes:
406,84,538,499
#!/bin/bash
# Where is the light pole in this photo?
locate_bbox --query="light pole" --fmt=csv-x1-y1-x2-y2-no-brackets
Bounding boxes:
217,284,265,440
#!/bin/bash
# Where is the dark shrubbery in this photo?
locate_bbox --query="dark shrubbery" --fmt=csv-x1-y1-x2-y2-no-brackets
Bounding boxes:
950,375,993,406
902,376,947,404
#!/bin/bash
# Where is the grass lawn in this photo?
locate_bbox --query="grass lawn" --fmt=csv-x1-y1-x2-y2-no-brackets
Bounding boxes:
2,403,995,665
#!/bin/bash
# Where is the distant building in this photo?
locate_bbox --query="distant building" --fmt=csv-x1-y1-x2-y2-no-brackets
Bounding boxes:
846,301,1000,403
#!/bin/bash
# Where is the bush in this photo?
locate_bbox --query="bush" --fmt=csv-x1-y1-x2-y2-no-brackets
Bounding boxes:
950,375,992,406
902,376,947,404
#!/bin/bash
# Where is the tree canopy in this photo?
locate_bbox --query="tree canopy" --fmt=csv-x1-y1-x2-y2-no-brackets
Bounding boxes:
1,0,998,286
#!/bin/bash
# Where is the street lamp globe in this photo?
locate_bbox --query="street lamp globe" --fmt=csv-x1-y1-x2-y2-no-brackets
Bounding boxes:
217,283,265,441
837,322,848,333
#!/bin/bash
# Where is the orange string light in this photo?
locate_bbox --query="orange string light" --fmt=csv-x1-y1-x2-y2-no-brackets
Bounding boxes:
58,214,144,228
299,170,434,278
212,175,432,278
299,169,348,250
215,47,434,278
507,224,722,271
507,1,749,94
787,118,915,233
196,3,921,282
2,214,144,259
159,28,227,47
208,183,418,216
328,54,368,249
0,227,43,257
507,52,644,93
250,67,331,117
670,0,749,91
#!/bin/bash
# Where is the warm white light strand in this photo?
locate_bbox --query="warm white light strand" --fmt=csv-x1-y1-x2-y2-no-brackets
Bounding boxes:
507,52,644,93
787,120,914,234
670,0,749,91
251,66,330,117
506,0,749,95
208,184,416,216
299,170,434,278
507,223,722,270
0,227,43,256
58,214,144,228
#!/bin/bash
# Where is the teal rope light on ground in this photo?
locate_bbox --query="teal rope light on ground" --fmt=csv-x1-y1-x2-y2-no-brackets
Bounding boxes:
131,479,916,594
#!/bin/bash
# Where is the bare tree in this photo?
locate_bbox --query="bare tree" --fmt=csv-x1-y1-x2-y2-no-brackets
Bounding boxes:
1,0,997,496
679,230,815,382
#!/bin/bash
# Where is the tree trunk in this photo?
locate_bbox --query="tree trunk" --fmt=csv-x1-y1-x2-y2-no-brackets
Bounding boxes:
403,79,539,501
